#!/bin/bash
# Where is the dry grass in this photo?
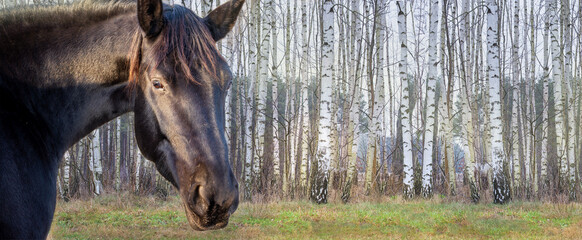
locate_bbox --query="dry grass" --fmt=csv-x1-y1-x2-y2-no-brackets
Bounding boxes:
48,194,582,239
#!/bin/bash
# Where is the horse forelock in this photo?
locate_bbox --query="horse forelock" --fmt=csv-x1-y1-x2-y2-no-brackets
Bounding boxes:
128,5,223,89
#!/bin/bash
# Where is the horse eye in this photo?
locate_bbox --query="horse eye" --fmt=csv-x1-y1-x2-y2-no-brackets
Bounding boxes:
152,80,164,89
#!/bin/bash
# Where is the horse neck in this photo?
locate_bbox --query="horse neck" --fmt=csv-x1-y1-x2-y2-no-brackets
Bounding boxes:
0,9,138,157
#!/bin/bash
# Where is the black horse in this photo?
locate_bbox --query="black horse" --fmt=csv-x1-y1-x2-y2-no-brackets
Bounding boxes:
0,0,244,238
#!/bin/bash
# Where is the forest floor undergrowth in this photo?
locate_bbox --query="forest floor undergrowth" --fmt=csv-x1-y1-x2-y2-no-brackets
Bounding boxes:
48,194,582,239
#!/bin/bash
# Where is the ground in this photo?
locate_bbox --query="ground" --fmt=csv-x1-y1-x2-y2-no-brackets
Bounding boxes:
48,194,582,239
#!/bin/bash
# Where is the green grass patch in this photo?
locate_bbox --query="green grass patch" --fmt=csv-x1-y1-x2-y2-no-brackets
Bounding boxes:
48,196,582,239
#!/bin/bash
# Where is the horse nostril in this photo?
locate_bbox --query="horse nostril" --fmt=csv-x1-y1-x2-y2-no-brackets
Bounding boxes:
187,176,239,223
189,184,209,218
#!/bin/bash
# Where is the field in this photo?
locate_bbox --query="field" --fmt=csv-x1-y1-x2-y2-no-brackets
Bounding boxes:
49,195,582,239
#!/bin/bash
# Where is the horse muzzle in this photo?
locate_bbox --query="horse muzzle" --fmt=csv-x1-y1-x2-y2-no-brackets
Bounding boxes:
183,178,239,231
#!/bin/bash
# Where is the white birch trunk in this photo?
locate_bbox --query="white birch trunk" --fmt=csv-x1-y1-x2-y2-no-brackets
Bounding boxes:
482,44,493,194
397,0,413,199
244,82,254,199
363,0,374,195
286,0,299,196
343,0,362,202
299,0,309,192
561,0,575,197
549,0,565,182
63,150,71,198
487,0,510,203
529,0,538,196
464,0,479,202
446,0,457,197
548,0,566,185
281,0,292,195
511,0,521,196
312,0,334,203
372,2,387,194
512,79,521,195
522,0,532,194
244,0,259,199
201,0,212,16
135,141,142,192
115,117,121,189
422,0,438,198
91,130,102,195
254,0,269,189
270,0,280,186
438,1,456,196
445,97,455,196
182,0,192,9
541,0,550,192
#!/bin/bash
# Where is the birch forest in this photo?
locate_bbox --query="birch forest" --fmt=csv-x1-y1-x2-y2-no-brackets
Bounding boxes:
4,0,582,205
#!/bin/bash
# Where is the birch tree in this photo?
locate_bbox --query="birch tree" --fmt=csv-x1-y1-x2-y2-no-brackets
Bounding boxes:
422,0,439,198
342,0,363,203
297,0,310,196
397,0,414,199
510,0,521,198
549,0,566,194
528,0,540,197
461,0,479,202
487,0,510,204
311,0,334,204
540,0,550,197
440,0,456,196
561,0,575,199
372,0,387,194
201,0,213,16
364,0,376,195
280,0,294,195
90,129,102,195
244,0,259,199
260,0,275,194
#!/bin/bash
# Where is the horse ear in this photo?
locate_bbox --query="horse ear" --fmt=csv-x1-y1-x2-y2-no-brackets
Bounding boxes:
137,0,164,38
203,0,245,41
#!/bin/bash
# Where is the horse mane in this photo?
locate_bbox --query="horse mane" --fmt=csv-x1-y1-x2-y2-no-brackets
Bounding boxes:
128,4,223,87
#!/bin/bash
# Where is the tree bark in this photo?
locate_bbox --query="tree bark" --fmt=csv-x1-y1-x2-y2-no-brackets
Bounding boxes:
487,0,510,203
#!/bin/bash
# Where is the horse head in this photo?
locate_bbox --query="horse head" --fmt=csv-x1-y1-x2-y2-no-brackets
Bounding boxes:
130,0,244,230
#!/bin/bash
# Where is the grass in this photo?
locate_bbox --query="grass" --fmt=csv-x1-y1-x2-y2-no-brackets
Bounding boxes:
48,194,582,239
